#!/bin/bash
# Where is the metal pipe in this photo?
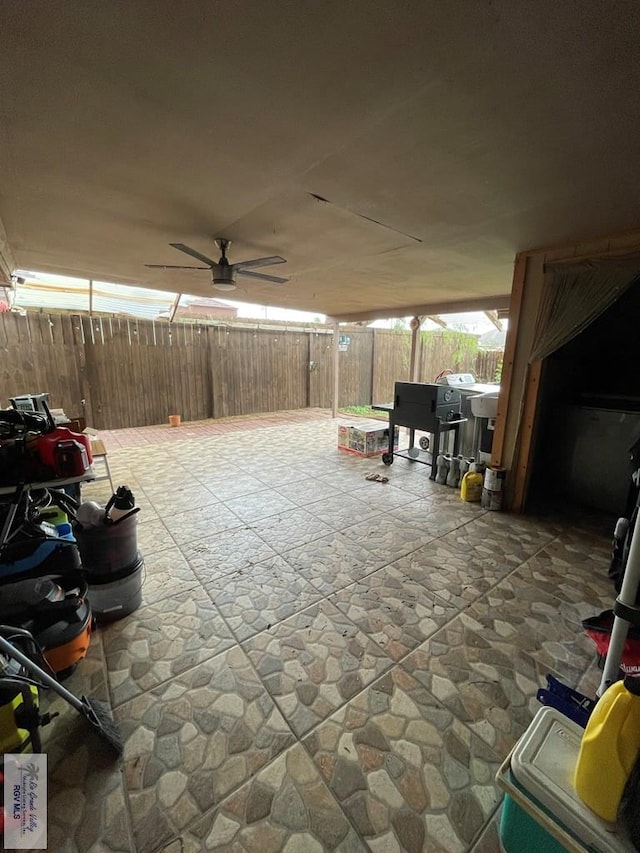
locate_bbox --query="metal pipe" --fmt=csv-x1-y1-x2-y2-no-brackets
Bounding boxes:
599,514,640,695
409,318,420,382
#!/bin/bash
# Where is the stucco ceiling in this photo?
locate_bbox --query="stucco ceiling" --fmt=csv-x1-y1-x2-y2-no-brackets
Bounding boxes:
1,1,639,319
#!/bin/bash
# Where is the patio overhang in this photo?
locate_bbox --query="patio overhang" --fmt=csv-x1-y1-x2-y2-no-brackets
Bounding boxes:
0,2,639,320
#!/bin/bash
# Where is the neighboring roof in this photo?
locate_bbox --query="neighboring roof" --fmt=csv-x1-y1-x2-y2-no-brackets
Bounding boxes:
1,3,638,320
14,272,175,320
185,298,238,310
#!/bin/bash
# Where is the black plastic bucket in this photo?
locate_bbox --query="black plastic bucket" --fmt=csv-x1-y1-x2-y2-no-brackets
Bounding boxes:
74,513,138,575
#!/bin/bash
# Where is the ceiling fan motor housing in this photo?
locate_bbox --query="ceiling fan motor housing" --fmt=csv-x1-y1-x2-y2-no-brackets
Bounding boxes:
212,267,237,290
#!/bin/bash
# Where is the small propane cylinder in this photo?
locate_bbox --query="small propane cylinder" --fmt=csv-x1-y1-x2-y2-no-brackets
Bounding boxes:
446,455,461,488
435,454,450,485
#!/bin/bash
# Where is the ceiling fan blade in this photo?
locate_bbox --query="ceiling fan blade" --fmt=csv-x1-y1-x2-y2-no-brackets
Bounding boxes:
238,269,289,284
234,255,286,270
170,243,217,266
145,264,209,269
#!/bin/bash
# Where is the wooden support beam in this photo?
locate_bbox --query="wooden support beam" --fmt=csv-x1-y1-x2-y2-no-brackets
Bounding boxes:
0,214,16,284
334,294,510,323
543,246,640,269
169,293,182,323
484,310,503,332
491,254,528,469
511,359,543,512
427,315,448,329
332,322,339,417
88,279,94,317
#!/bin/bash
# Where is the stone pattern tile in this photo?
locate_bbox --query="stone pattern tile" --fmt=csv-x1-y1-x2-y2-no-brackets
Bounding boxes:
392,539,507,608
224,489,299,523
140,546,201,606
162,503,244,545
284,531,388,596
465,574,596,686
244,600,393,736
175,744,367,852
275,475,344,507
39,415,611,852
341,514,441,560
182,525,278,582
307,492,383,528
402,611,557,755
115,646,295,853
513,544,613,610
45,730,134,852
135,518,177,556
102,588,235,706
330,563,457,660
38,632,135,852
249,507,334,553
437,514,555,572
304,667,501,852
205,555,322,641
468,806,503,852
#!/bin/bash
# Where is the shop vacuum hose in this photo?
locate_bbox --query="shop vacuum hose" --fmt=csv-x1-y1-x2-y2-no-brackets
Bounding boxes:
0,628,123,756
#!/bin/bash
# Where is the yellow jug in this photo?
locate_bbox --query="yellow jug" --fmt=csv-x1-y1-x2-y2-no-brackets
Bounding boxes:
460,470,483,502
574,676,640,821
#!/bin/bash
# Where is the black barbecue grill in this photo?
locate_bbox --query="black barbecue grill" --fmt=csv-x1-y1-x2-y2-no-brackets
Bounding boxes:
373,381,467,478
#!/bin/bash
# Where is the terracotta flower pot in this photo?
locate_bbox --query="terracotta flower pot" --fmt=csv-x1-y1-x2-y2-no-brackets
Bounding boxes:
168,414,181,427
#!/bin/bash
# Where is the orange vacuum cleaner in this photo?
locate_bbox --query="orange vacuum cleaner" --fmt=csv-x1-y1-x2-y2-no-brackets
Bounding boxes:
0,575,92,678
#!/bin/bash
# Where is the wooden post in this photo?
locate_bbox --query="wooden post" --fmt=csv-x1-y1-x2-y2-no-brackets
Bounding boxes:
88,280,93,317
512,359,543,512
491,253,528,467
332,321,339,417
370,328,376,404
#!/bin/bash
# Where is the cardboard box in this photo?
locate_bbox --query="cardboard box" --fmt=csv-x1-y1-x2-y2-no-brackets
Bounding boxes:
337,420,399,457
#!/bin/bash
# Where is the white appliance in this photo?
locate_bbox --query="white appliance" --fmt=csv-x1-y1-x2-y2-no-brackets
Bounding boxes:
437,374,500,459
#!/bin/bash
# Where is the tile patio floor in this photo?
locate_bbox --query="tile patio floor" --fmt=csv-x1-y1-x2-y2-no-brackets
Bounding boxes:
38,412,614,852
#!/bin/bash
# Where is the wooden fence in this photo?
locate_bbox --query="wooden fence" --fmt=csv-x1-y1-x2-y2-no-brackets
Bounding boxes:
0,312,502,429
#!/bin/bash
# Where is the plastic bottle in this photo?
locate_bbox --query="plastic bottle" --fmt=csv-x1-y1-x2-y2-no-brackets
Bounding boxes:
435,454,450,485
460,462,483,502
76,501,106,528
574,675,640,821
446,454,461,488
107,486,136,522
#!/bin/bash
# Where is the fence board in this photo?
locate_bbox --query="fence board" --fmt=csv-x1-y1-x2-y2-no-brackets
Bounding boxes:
309,332,333,407
1,313,503,428
474,349,503,384
372,329,412,403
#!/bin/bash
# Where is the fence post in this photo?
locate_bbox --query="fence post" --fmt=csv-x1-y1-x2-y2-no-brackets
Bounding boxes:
332,322,339,417
369,329,376,404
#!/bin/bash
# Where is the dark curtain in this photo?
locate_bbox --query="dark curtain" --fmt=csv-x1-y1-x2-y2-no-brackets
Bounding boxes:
529,258,640,363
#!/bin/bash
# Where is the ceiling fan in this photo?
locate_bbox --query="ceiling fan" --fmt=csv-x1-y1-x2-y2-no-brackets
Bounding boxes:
145,238,288,291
